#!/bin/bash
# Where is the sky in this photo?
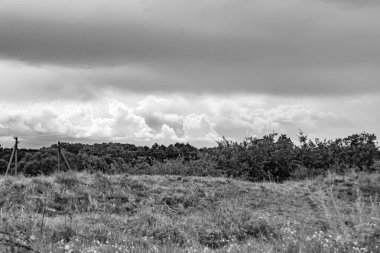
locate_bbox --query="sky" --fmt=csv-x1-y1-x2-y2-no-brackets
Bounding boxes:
0,0,379,148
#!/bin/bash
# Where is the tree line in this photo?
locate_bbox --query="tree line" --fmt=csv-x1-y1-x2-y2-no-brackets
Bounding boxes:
0,132,379,181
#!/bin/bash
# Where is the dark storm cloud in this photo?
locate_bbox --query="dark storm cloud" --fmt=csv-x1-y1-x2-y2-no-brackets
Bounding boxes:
1,11,379,69
83,63,380,96
313,0,380,7
0,14,255,67
1,0,380,96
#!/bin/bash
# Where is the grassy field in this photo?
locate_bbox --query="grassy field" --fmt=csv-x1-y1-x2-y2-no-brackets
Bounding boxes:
0,170,379,252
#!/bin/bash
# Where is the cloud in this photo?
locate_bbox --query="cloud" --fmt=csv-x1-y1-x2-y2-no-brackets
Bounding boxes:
312,0,380,7
0,95,360,148
183,114,219,141
155,124,182,143
1,0,380,96
0,1,379,147
0,60,97,102
107,100,154,139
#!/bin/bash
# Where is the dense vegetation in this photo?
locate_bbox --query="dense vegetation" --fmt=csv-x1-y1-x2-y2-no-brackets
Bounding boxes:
1,132,379,181
1,132,380,252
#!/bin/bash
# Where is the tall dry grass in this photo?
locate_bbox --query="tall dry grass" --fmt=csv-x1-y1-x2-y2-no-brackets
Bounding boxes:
0,171,379,252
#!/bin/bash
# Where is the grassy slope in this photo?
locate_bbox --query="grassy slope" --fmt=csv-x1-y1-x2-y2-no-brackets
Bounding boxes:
0,171,380,252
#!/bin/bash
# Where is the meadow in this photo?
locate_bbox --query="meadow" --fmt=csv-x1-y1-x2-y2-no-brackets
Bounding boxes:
1,169,379,253
1,132,379,252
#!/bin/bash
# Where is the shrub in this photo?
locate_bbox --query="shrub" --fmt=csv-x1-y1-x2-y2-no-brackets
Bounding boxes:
216,134,297,182
214,132,378,182
23,157,57,176
1,132,377,179
296,131,378,173
0,158,8,174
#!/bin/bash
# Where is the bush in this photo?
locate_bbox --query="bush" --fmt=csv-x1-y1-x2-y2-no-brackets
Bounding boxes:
23,157,57,176
1,132,377,179
296,131,378,173
0,159,8,174
216,134,297,182
214,132,378,182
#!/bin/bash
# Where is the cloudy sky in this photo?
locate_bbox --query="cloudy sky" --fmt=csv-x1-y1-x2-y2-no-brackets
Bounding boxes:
0,0,379,148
